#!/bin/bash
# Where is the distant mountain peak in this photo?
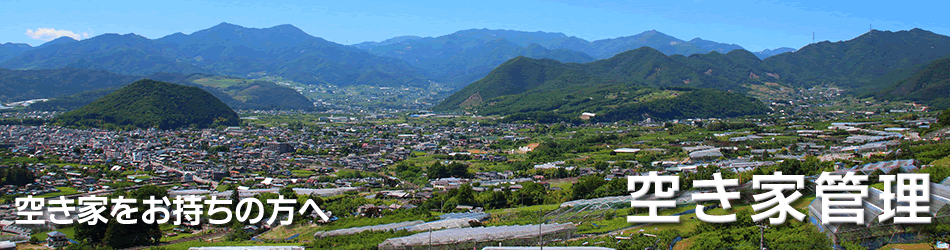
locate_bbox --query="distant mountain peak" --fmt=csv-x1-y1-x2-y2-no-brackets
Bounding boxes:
36,36,78,48
45,36,78,43
211,22,243,30
269,24,305,32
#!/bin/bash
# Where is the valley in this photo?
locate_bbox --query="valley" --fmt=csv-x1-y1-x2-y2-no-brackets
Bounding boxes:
1,18,950,250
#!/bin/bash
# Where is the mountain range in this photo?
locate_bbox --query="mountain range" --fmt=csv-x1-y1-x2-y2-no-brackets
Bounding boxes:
0,68,314,111
436,28,950,114
4,23,950,115
0,24,797,89
0,23,429,88
354,29,792,86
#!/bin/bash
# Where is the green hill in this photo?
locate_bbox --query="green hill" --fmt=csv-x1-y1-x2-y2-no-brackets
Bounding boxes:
434,47,771,112
434,53,769,122
54,79,240,130
871,57,950,109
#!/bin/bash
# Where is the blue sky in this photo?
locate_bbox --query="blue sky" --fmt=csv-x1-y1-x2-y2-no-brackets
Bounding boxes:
2,0,945,51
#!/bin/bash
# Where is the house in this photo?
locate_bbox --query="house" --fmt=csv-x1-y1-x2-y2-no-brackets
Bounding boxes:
612,148,640,154
267,142,294,154
243,225,260,235
46,231,69,248
579,112,596,120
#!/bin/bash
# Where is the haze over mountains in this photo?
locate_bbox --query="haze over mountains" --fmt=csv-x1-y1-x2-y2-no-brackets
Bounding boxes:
0,23,430,88
0,68,314,111
0,23,796,90
3,23,950,115
436,28,950,113
354,29,791,86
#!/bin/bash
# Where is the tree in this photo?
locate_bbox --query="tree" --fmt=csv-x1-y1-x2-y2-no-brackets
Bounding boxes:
941,107,950,126
512,182,547,206
455,184,475,206
75,218,110,243
571,175,607,200
426,162,446,179
102,216,162,248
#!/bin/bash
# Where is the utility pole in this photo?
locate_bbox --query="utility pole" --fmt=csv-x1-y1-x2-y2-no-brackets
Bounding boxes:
758,223,768,250
539,208,544,250
428,225,433,250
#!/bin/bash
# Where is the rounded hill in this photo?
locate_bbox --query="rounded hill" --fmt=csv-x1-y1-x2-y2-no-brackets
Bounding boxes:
54,79,240,130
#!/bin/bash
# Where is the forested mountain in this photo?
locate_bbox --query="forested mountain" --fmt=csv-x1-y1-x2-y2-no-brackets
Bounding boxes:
0,43,33,62
439,28,950,112
871,57,950,109
0,68,313,110
155,23,429,87
352,35,423,50
357,29,748,86
54,79,240,130
435,47,776,111
583,30,745,58
0,33,212,76
416,39,594,86
3,25,948,97
0,37,83,62
146,73,315,110
433,48,771,122
0,23,430,88
0,67,142,102
753,47,796,59
761,28,950,91
359,29,747,60
356,29,596,87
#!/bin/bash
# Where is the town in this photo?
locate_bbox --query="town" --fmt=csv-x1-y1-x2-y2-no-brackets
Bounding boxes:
0,89,949,250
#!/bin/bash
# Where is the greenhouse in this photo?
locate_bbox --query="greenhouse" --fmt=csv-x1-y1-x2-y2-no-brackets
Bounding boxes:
378,223,577,250
808,182,950,249
314,220,425,238
439,211,490,221
829,159,919,175
482,247,615,250
408,218,478,232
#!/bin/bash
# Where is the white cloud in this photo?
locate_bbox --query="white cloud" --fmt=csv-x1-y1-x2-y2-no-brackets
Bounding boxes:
25,28,90,41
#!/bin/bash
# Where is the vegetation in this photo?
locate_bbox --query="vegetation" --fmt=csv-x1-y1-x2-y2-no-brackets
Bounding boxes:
72,185,168,248
763,28,950,91
1,23,429,88
0,167,35,186
0,67,139,103
54,79,240,130
871,57,950,109
24,71,314,112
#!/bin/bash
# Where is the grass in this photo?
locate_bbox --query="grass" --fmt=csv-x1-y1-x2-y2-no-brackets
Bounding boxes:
159,240,302,250
486,204,561,215
932,155,950,168
878,243,936,250
257,224,322,241
548,178,576,190
291,170,315,177
159,224,198,242
36,186,79,198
